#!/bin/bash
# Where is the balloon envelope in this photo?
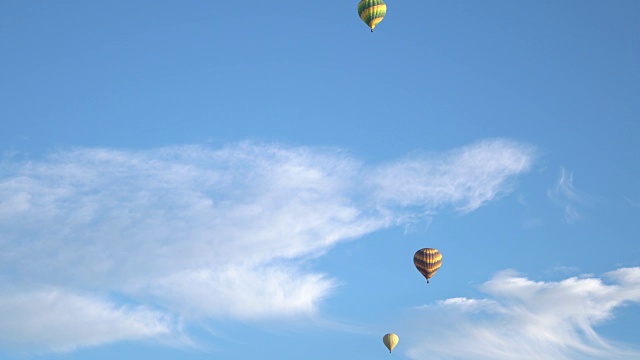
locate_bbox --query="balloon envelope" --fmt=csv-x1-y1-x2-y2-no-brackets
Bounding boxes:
414,248,442,283
357,0,387,32
383,333,399,353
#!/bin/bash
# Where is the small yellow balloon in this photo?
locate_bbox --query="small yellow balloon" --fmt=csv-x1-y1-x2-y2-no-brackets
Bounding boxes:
383,333,399,353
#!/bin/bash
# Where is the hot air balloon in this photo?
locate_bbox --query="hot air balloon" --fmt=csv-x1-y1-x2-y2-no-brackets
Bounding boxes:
414,248,442,283
357,0,387,32
383,333,399,353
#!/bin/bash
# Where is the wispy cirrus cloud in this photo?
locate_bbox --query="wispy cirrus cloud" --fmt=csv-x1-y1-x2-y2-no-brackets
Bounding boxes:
625,197,640,209
373,139,534,213
0,139,534,352
547,167,587,223
405,268,640,360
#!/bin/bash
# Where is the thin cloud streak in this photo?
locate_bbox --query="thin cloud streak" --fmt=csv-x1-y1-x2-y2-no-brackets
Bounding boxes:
405,268,640,360
547,167,585,223
0,139,534,352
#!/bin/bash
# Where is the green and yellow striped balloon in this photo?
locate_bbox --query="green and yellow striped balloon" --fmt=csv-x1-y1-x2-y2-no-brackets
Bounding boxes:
414,248,442,284
357,0,387,32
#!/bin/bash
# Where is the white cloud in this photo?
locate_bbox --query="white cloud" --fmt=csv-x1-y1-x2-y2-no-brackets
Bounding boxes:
372,139,534,213
0,139,534,352
404,268,640,360
0,288,177,353
143,266,336,321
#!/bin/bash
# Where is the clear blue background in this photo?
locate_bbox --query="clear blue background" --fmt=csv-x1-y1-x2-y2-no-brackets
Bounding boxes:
1,1,639,359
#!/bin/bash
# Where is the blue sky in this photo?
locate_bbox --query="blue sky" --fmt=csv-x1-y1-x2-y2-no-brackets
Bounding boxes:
1,1,639,359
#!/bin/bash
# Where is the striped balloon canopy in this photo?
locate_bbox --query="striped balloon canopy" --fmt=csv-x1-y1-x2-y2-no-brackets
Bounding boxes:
357,0,387,32
413,248,442,283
